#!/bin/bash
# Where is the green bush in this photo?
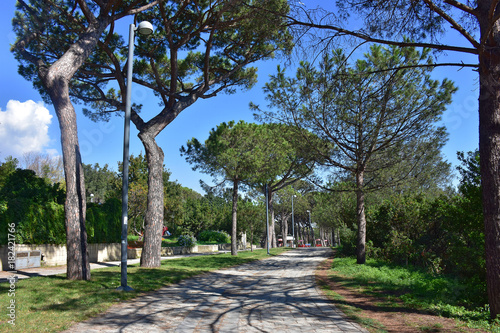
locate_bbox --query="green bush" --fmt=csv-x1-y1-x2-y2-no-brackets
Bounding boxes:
86,198,121,244
178,234,196,248
0,169,66,245
0,167,122,245
198,230,230,243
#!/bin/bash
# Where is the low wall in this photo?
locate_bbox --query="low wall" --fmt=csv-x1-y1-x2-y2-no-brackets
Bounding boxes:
0,243,121,271
218,243,255,251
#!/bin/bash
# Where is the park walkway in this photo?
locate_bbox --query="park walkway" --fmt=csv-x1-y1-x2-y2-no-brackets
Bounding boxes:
63,248,367,333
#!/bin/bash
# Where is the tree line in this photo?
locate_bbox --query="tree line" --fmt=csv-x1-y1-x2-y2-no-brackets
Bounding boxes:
10,0,500,320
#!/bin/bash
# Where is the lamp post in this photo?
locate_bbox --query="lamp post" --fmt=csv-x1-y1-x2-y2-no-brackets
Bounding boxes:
291,195,296,248
306,209,311,245
118,21,154,292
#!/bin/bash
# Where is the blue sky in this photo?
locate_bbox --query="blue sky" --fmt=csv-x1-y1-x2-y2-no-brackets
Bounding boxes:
0,2,480,194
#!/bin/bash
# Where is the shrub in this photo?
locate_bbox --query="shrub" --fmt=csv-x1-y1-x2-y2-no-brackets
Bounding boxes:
198,230,230,243
178,234,196,248
85,198,121,244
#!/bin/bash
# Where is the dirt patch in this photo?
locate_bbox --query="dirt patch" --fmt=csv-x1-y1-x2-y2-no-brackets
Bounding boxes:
315,255,486,333
127,241,143,249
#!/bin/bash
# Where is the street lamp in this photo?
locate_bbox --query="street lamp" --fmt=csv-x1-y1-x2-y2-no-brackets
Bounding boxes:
118,21,154,292
291,195,296,248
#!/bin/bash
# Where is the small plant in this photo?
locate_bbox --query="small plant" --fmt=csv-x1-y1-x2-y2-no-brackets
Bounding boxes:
178,234,197,248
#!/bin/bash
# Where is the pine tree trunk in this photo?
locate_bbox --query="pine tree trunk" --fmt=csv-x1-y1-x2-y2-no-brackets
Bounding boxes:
478,7,500,319
33,18,112,281
45,63,92,281
356,170,367,264
283,216,288,246
139,134,164,267
55,92,90,280
231,179,239,256
268,190,277,248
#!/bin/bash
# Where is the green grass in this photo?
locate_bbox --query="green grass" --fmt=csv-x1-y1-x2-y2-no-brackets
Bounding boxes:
0,248,290,333
329,256,500,332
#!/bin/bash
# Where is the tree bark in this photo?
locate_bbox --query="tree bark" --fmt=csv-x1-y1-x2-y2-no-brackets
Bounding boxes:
50,81,90,280
231,179,239,256
356,170,367,264
283,216,289,246
268,191,277,248
139,134,164,267
477,6,500,319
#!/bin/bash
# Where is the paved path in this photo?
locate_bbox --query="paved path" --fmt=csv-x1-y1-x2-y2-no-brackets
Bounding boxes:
64,248,367,333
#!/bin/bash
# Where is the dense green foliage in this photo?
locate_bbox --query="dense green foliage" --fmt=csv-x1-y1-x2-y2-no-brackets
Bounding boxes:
86,199,121,244
255,45,455,263
198,230,231,244
0,163,65,245
337,150,486,304
0,159,122,244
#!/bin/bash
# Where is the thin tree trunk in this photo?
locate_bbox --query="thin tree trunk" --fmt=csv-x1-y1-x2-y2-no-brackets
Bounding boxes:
250,222,254,252
231,178,239,255
283,216,288,246
139,134,164,267
268,190,277,248
356,170,367,264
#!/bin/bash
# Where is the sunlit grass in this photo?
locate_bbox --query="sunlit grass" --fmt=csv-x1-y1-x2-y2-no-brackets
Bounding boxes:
329,256,500,332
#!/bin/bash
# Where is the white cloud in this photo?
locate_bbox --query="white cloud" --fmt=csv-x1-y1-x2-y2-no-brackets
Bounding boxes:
0,100,53,158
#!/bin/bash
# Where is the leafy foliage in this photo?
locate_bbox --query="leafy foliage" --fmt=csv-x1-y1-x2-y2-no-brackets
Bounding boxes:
334,150,486,305
177,234,197,248
198,230,231,244
86,198,121,244
0,158,123,245
0,167,65,245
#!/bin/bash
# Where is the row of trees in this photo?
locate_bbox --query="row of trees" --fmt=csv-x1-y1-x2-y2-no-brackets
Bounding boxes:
278,0,500,319
10,0,500,319
325,150,486,307
12,0,291,278
253,45,456,264
0,153,323,250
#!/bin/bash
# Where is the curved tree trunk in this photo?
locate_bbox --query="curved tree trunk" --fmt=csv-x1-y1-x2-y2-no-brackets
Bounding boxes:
41,27,110,280
231,179,239,256
53,89,90,280
139,134,164,267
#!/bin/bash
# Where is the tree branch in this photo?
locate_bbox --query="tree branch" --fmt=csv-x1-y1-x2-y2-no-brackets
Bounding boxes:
284,14,479,55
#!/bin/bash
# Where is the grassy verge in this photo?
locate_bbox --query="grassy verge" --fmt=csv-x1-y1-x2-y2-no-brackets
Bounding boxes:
0,248,289,332
327,256,500,332
318,281,387,332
